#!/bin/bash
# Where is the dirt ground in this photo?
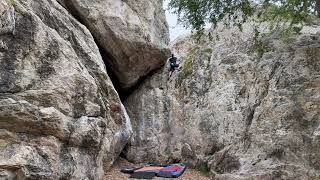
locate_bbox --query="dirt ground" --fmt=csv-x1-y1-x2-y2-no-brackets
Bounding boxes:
104,158,213,180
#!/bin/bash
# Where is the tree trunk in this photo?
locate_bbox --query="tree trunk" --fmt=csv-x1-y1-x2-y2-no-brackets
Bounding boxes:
316,0,320,17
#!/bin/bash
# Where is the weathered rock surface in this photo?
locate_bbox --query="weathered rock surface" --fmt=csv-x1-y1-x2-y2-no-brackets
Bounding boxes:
124,25,320,179
0,0,132,179
60,0,171,89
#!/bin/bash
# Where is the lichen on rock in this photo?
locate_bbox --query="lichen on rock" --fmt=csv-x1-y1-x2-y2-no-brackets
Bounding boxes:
124,24,320,179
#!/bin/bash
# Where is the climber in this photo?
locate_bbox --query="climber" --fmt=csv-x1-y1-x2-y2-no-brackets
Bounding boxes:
168,54,179,77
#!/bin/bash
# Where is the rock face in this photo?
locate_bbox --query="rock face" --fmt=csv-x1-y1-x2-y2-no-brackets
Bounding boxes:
0,0,132,179
124,25,320,179
60,0,171,89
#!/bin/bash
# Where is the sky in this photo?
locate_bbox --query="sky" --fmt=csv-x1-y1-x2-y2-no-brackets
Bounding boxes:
163,0,190,41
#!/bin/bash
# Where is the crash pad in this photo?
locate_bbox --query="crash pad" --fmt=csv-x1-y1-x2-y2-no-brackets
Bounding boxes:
129,171,156,179
121,163,187,179
157,164,187,178
135,166,164,172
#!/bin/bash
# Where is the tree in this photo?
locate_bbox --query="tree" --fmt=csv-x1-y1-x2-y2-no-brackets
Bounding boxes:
168,0,319,32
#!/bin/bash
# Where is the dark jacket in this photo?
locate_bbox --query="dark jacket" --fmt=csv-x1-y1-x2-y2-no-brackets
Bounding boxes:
169,57,177,65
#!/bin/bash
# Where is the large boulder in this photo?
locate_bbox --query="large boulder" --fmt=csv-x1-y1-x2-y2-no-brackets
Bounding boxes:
0,0,132,179
124,24,320,179
60,0,171,90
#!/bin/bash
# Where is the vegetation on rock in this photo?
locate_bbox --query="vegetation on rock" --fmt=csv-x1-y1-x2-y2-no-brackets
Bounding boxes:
169,0,320,32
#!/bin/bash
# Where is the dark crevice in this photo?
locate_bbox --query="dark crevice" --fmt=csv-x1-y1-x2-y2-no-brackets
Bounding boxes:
119,144,129,159
58,1,126,100
121,64,165,101
94,41,126,100
58,1,85,25
245,107,256,128
94,38,165,102
57,2,127,99
96,37,170,102
58,0,166,102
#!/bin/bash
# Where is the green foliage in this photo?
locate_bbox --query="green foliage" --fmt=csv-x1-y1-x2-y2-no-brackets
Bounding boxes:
168,0,256,32
306,47,320,65
203,48,213,54
258,0,316,24
176,48,196,85
183,57,193,75
164,147,171,155
195,164,212,177
169,0,319,37
7,0,16,5
177,58,193,84
251,40,271,58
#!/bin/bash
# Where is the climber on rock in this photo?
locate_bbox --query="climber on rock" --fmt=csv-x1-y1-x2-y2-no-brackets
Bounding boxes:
168,54,179,78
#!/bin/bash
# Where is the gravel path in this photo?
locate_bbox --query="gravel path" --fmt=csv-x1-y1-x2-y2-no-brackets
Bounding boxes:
104,158,213,180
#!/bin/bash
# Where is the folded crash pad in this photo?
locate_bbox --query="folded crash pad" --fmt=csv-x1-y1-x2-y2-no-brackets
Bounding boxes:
120,166,141,174
157,164,187,178
122,163,187,179
129,171,156,179
135,166,164,173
